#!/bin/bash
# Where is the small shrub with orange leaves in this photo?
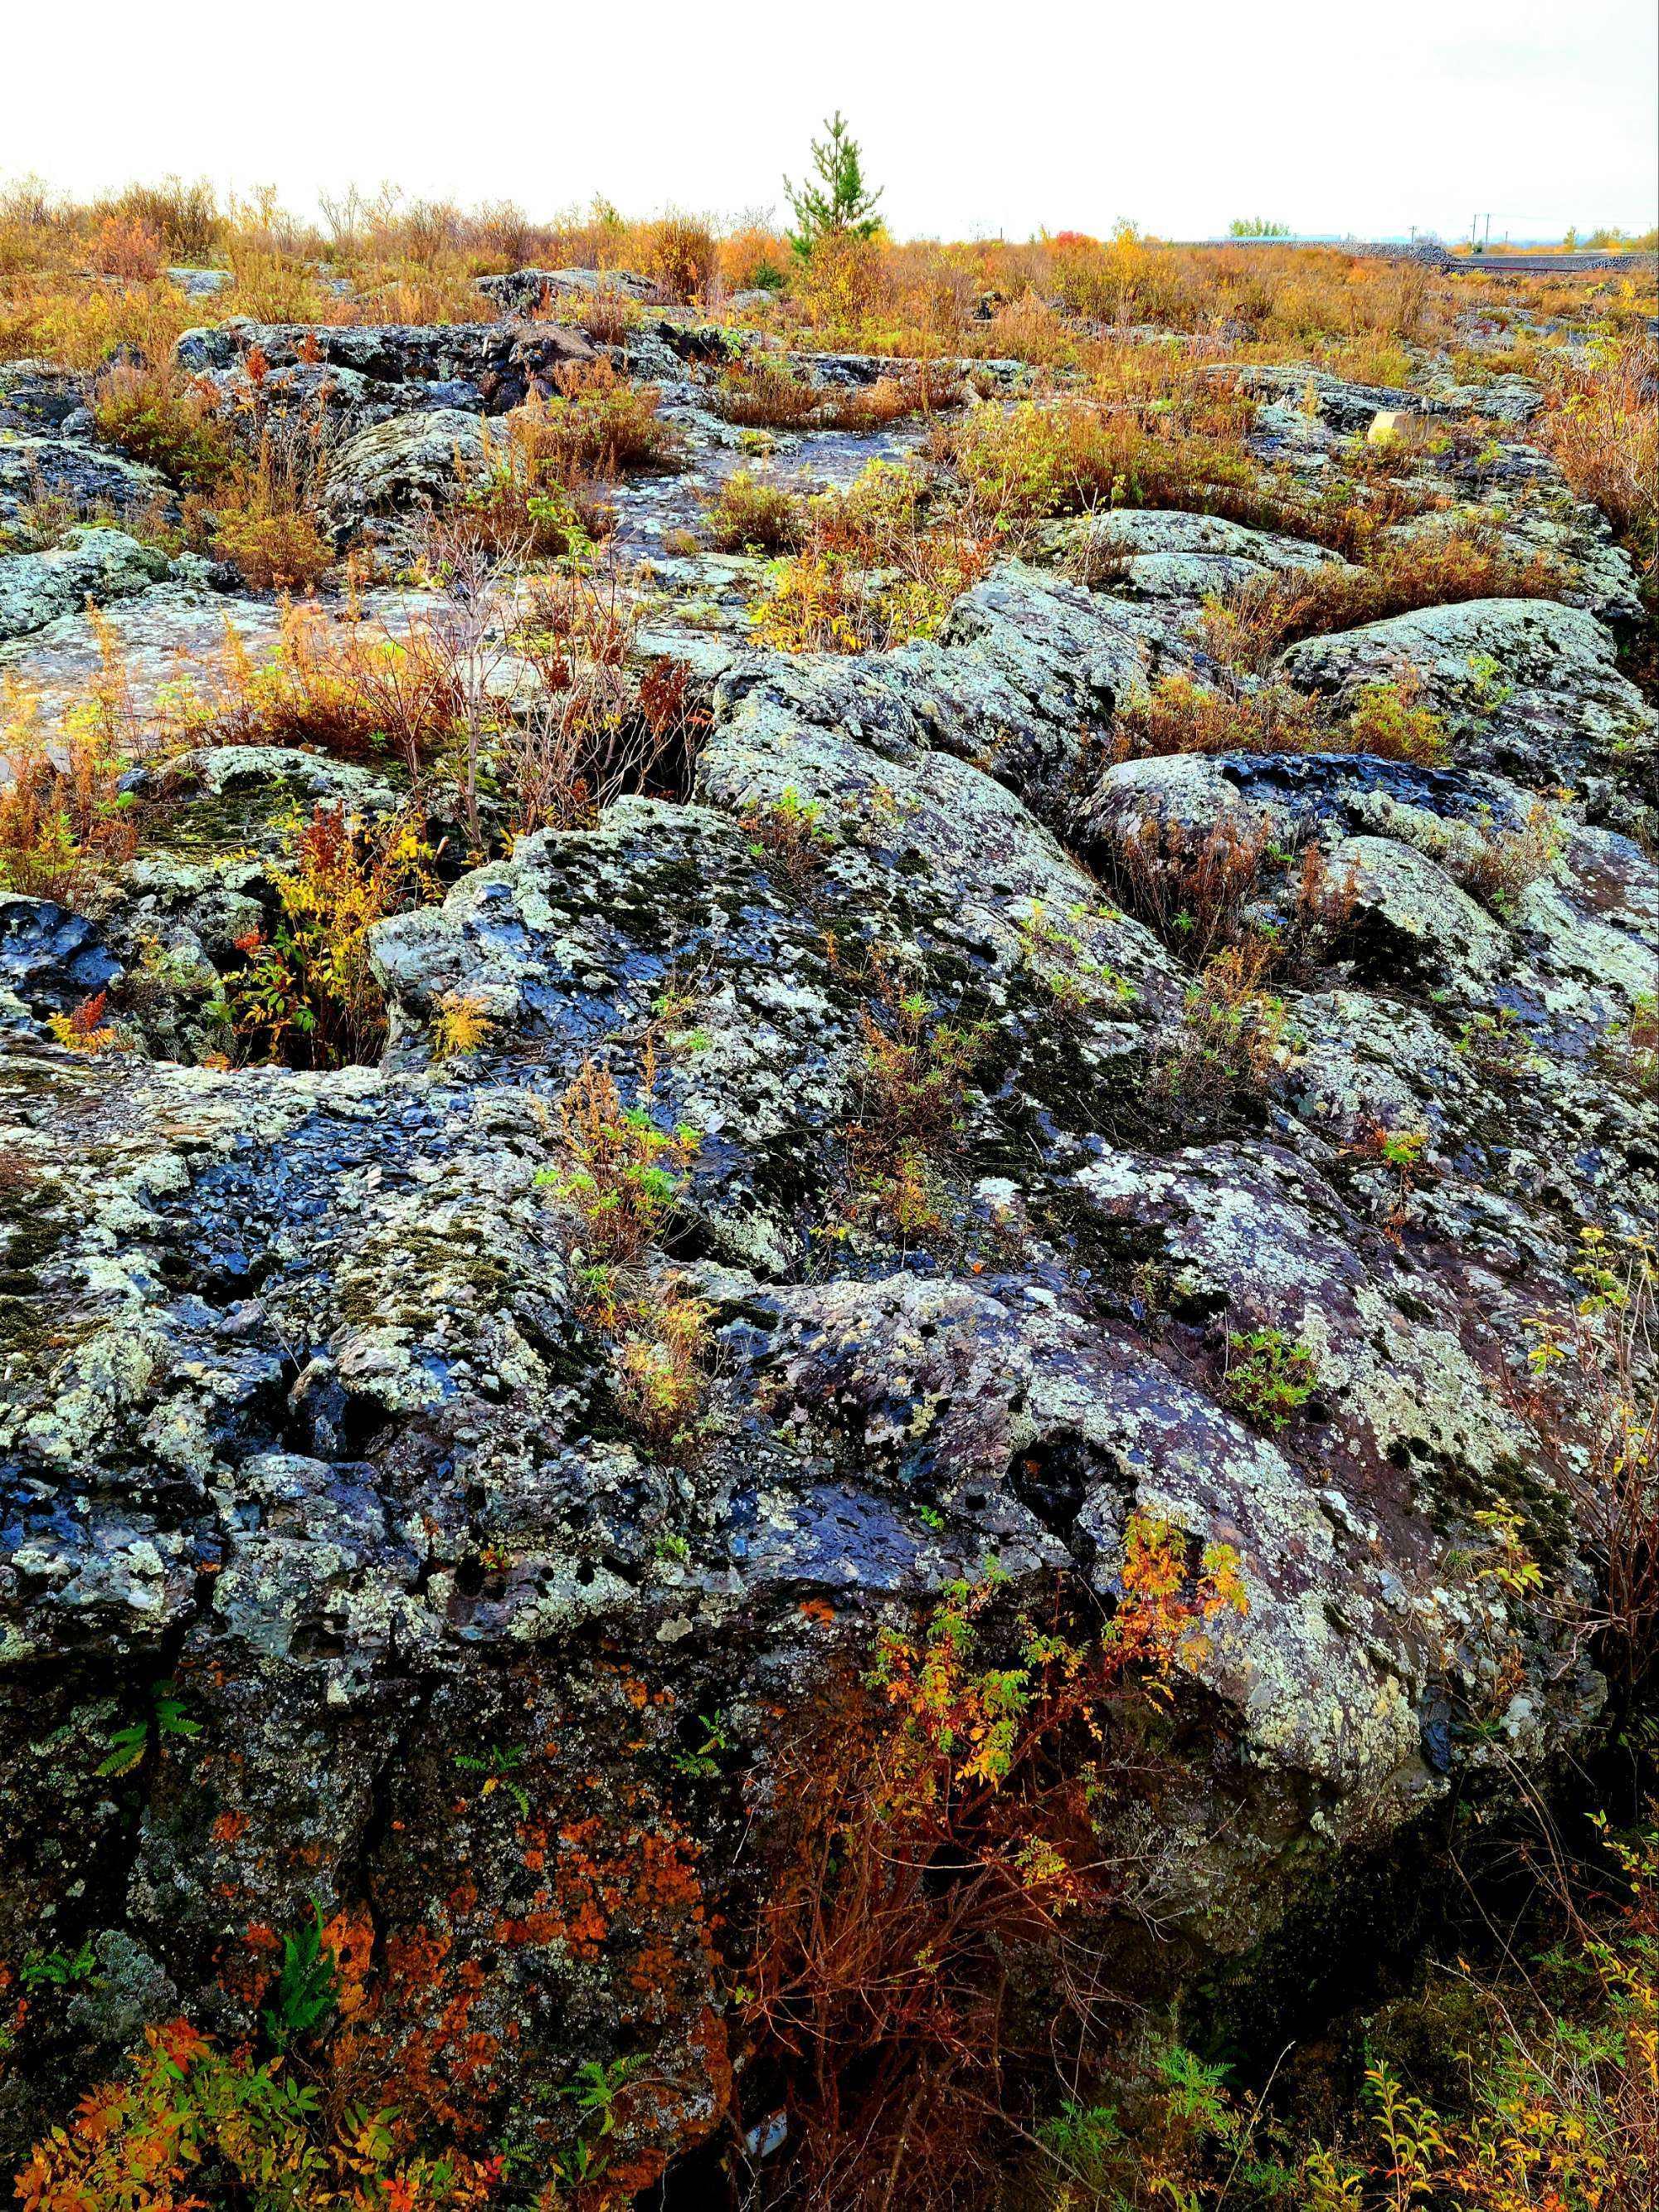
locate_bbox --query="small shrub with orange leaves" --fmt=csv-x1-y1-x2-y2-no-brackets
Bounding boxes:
45,990,120,1055
163,602,470,776
0,700,137,903
87,212,163,281
12,2015,501,2212
746,1522,1247,2211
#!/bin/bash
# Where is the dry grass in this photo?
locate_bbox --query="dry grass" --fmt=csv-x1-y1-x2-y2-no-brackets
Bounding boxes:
1195,527,1571,671
751,459,992,653
704,470,808,553
1540,334,1658,595
3,176,1652,374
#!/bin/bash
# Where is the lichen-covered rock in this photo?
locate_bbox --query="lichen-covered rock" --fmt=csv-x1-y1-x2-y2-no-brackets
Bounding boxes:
0,894,121,1016
1,310,1654,2192
0,360,87,433
0,431,172,537
175,318,593,412
319,408,490,534
0,525,171,642
1277,595,1658,836
1043,506,1355,601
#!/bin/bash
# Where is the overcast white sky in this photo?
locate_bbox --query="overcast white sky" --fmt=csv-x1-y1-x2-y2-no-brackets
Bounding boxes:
8,0,1657,241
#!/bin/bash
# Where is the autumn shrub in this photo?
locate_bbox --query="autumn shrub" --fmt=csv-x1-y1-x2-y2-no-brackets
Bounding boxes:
90,361,235,490
1540,332,1658,593
225,804,437,1068
87,212,163,281
791,229,892,337
1113,662,1455,777
453,430,612,562
164,603,471,775
816,363,961,431
1196,528,1569,671
0,689,137,901
713,357,825,429
1102,811,1355,987
109,174,221,261
499,568,697,834
1389,797,1567,917
1099,813,1277,967
1147,944,1291,1132
752,458,990,651
198,426,335,593
705,469,808,553
1114,673,1331,760
12,2015,500,2212
508,356,683,484
641,211,718,301
0,274,201,374
746,1526,1247,2210
719,223,793,295
1342,670,1453,765
612,1289,715,1459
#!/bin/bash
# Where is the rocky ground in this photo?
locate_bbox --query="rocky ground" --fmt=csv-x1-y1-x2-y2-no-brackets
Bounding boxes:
0,274,1655,2205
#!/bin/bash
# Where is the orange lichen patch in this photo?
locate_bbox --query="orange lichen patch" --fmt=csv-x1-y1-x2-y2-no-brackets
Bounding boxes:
209,1810,249,1846
321,1905,376,2020
800,1597,838,1625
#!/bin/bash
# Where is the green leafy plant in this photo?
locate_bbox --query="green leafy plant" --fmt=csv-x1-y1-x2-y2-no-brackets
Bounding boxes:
1223,1325,1320,1430
20,1944,96,1990
674,1711,735,1781
455,1743,531,1818
560,2054,641,2138
97,1680,201,1776
262,1902,340,2050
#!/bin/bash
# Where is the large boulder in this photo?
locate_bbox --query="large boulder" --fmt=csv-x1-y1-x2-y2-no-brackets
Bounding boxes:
0,525,171,643
0,431,172,538
1277,595,1657,836
319,407,489,533
1043,506,1355,601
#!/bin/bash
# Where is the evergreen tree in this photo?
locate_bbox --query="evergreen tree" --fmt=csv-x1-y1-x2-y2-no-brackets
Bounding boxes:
784,112,883,259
